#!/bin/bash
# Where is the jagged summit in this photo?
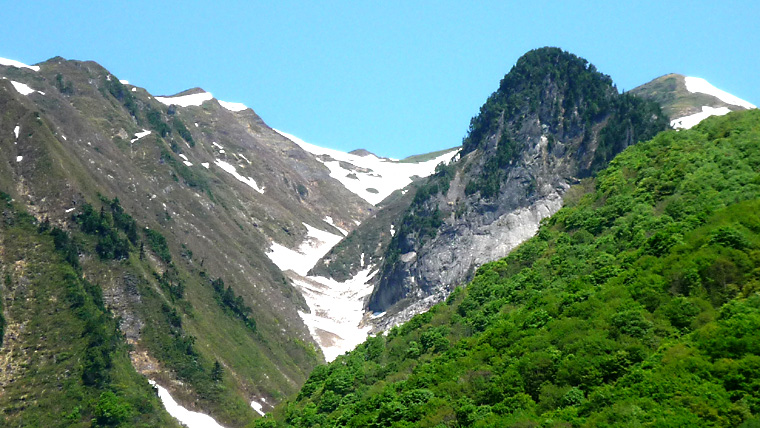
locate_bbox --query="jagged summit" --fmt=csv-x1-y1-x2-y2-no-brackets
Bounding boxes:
365,46,669,324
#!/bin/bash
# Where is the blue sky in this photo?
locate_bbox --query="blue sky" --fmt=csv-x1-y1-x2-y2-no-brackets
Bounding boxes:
1,1,757,158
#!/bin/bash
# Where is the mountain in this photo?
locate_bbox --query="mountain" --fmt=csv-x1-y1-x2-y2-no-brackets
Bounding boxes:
264,131,458,361
323,47,670,331
630,73,756,129
260,108,760,427
0,54,384,425
0,53,465,425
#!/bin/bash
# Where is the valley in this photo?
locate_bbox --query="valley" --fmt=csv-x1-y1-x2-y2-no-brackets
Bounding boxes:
0,45,757,428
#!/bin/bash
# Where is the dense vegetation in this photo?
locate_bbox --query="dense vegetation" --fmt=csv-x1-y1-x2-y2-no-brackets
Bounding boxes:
260,110,760,427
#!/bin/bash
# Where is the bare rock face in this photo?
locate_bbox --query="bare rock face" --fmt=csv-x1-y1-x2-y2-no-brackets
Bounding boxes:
366,47,670,329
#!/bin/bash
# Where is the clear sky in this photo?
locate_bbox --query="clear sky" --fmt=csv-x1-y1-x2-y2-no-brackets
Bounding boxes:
1,1,757,158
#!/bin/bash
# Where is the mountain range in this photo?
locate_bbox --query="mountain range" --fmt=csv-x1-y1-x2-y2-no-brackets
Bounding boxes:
0,47,756,427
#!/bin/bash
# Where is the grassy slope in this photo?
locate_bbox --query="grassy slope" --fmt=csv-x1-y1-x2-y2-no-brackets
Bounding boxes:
259,110,760,427
1,64,322,426
0,200,179,427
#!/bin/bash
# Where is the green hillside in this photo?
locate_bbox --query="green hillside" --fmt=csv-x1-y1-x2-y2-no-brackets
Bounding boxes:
258,109,760,427
0,195,180,427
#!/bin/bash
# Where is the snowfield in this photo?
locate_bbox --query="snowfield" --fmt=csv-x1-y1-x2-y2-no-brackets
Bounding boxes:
671,105,732,129
155,91,214,107
684,76,756,109
275,130,458,205
264,222,376,360
669,77,756,130
266,223,343,276
130,129,151,143
250,400,266,416
214,159,265,194
0,57,40,71
10,80,39,96
149,380,226,428
218,100,248,112
293,268,377,362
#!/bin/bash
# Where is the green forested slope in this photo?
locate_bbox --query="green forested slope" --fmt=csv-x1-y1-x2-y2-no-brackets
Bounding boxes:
259,109,760,427
0,196,180,427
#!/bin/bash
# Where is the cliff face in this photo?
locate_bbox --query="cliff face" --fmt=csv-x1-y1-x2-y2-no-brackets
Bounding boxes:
367,47,669,327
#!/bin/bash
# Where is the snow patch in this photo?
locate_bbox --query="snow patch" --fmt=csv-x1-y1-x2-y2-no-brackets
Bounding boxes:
131,87,137,92
671,105,732,129
14,125,19,139
274,130,459,205
239,153,251,164
65,207,75,213
179,154,189,161
0,57,40,71
119,79,129,85
212,141,224,150
266,224,343,276
183,161,193,167
219,100,248,112
16,156,22,162
684,77,756,110
10,80,39,96
214,159,265,193
324,216,348,235
201,162,210,169
293,267,377,361
155,91,214,107
149,380,226,428
250,400,265,416
130,129,151,143
390,224,396,236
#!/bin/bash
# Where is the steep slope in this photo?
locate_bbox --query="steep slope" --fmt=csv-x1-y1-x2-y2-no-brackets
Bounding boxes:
261,109,760,427
260,131,459,361
365,47,669,329
631,73,756,129
0,55,373,425
0,196,180,427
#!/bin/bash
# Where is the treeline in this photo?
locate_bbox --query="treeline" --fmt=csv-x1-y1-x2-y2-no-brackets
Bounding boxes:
259,110,760,427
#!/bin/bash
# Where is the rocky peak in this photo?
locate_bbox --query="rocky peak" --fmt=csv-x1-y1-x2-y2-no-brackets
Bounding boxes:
366,47,669,326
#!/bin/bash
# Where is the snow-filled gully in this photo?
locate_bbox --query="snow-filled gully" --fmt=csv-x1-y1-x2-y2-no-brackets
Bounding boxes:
265,223,377,362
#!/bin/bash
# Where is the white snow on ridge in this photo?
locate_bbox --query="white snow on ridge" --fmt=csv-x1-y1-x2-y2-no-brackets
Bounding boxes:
119,79,129,85
155,91,214,107
0,57,40,71
10,80,39,96
214,159,265,193
219,100,248,112
131,129,151,143
671,105,732,130
149,380,226,428
274,130,458,205
293,267,377,362
685,77,756,110
266,223,343,276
